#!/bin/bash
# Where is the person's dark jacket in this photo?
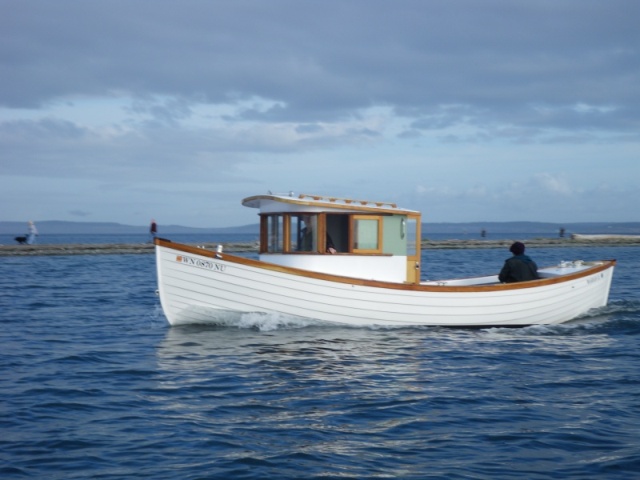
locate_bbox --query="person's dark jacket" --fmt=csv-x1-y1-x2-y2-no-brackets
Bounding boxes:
498,254,539,283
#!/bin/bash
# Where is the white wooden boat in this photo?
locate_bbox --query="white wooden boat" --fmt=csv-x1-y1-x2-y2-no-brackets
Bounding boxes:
154,193,615,327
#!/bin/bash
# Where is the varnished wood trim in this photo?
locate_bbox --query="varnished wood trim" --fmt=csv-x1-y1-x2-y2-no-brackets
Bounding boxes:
259,216,267,253
155,238,615,293
319,212,327,253
283,215,291,253
242,194,414,215
299,193,398,209
406,213,422,284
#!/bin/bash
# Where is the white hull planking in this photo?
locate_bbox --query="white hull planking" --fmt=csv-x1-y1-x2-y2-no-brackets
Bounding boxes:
155,243,614,327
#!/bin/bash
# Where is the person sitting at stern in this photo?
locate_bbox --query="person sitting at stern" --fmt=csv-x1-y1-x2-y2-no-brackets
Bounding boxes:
498,241,539,283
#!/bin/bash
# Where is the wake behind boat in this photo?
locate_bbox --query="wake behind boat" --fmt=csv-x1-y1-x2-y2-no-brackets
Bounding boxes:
154,193,615,327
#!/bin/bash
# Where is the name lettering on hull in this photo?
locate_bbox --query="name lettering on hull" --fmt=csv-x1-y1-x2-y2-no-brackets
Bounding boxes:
176,255,227,272
586,273,604,284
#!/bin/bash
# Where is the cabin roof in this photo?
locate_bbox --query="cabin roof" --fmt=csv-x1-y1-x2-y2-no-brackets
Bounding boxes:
242,193,419,215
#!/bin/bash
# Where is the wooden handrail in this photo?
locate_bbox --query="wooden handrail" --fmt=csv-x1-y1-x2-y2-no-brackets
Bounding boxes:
298,193,397,209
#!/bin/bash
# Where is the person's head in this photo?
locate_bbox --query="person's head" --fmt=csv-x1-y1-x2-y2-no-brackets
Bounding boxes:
509,241,525,255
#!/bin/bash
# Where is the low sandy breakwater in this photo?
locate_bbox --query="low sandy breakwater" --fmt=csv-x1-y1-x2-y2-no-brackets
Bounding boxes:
0,241,256,257
1,237,639,256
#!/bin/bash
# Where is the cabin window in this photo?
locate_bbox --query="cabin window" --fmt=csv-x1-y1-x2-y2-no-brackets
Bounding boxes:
266,215,284,253
261,212,395,255
352,215,382,253
292,214,317,252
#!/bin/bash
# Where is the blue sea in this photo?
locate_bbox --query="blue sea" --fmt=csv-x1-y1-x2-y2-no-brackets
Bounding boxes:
1,241,639,479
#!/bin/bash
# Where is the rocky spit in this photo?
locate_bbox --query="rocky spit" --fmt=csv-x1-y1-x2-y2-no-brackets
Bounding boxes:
1,237,639,256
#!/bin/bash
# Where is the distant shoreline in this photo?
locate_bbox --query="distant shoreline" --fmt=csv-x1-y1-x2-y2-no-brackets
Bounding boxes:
1,237,639,256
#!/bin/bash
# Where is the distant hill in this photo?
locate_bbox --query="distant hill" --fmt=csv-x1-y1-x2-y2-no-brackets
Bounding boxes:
1,220,639,236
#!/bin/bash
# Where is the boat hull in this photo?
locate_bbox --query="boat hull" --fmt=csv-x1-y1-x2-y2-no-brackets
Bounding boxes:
155,240,615,327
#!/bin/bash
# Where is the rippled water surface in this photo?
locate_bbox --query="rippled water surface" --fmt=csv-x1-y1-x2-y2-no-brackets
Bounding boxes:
1,246,639,479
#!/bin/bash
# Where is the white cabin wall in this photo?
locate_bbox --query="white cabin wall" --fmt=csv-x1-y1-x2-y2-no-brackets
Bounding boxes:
260,254,408,283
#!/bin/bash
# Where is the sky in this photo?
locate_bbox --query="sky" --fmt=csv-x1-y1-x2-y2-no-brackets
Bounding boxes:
1,0,639,228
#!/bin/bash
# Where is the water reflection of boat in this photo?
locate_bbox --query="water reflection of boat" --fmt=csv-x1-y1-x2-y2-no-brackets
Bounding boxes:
155,193,615,327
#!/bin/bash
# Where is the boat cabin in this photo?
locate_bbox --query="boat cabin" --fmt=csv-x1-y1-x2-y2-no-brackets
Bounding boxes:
242,193,422,283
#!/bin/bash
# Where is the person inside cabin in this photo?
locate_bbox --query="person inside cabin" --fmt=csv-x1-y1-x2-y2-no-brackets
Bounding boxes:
326,233,337,254
299,215,337,253
299,215,316,252
498,242,539,283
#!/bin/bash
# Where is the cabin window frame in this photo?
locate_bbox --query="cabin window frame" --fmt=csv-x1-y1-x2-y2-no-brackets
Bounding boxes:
261,212,386,255
262,214,285,253
351,215,383,253
292,214,318,252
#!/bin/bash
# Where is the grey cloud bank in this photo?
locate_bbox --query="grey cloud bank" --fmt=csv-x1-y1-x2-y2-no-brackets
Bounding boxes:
1,0,638,227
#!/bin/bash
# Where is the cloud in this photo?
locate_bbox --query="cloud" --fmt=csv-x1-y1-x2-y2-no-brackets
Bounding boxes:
1,0,639,226
529,173,573,196
409,172,618,222
3,1,639,126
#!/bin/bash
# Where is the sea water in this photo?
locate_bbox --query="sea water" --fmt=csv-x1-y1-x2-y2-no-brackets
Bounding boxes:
1,246,639,479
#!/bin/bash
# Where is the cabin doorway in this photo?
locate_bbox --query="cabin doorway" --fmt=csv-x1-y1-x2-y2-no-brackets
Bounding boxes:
326,214,349,253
